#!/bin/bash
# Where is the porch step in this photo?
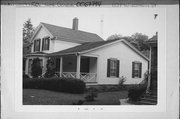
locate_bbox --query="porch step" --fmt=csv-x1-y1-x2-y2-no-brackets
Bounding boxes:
140,97,157,103
139,100,157,105
143,95,157,99
138,91,157,105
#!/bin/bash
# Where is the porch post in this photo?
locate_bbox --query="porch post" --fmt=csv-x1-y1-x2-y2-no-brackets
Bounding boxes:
25,58,29,75
59,56,63,77
146,47,152,93
76,54,81,79
42,58,46,74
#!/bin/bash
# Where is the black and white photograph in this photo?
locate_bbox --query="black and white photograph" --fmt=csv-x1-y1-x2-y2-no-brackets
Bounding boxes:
1,2,179,119
21,7,159,105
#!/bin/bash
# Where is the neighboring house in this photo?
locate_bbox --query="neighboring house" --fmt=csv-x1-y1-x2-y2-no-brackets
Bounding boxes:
138,33,157,105
25,18,149,85
146,33,158,92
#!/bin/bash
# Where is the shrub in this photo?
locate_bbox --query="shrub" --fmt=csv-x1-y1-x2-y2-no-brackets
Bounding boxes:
44,59,56,78
119,76,126,85
23,74,30,79
84,88,98,101
31,58,42,78
128,71,150,102
23,77,86,94
128,84,146,101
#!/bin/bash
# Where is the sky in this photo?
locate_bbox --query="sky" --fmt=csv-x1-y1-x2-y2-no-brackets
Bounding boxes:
16,7,164,40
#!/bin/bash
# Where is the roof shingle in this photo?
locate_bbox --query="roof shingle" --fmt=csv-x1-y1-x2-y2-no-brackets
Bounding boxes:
41,22,104,44
46,39,120,56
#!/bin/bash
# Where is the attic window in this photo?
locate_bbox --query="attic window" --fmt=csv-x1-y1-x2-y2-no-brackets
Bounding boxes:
42,37,50,51
34,39,41,52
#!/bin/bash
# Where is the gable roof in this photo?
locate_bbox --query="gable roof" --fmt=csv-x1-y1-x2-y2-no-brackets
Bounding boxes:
47,39,149,61
37,22,104,44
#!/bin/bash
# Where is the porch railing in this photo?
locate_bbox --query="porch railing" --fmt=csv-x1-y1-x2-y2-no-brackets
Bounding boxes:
61,72,77,79
55,72,97,83
80,73,97,82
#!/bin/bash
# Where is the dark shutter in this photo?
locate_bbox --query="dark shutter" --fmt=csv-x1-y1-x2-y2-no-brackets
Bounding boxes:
42,38,44,51
116,60,119,77
47,37,50,50
107,59,110,77
132,62,135,78
38,39,41,51
34,40,36,51
139,63,142,78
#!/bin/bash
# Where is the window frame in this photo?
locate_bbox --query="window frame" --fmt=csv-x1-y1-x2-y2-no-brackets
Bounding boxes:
42,36,50,51
107,58,119,78
132,61,142,78
34,38,41,52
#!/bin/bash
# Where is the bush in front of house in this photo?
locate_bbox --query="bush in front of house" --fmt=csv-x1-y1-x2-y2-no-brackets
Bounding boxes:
23,77,86,94
128,84,147,102
128,71,150,102
44,59,56,78
84,88,98,101
31,58,42,78
23,73,30,79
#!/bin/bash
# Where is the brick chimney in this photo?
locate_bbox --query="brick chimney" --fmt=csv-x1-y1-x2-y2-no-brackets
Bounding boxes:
72,17,78,30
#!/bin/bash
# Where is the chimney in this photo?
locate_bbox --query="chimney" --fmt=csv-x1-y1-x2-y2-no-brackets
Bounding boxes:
72,17,78,30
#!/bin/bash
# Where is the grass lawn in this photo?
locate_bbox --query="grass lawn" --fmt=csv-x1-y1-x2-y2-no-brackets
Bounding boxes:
23,89,128,105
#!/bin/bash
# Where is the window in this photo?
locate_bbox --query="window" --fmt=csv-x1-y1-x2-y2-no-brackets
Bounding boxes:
34,39,41,52
42,37,50,51
132,62,142,78
107,59,119,77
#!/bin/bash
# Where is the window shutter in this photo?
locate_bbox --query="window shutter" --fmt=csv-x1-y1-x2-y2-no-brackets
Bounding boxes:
38,39,41,51
116,60,119,77
34,40,36,51
107,59,110,77
47,38,50,50
42,38,44,51
132,62,135,78
139,63,142,78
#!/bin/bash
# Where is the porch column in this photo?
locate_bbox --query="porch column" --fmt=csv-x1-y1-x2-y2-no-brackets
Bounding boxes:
76,55,81,79
146,47,152,93
25,58,29,75
42,58,47,74
59,56,63,77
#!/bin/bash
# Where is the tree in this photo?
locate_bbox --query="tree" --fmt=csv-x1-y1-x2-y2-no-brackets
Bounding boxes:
106,34,122,41
23,18,35,56
23,18,35,43
131,33,149,51
23,19,35,72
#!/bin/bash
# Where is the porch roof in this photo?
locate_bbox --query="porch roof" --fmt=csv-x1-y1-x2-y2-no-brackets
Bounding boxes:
46,39,149,61
26,52,47,57
46,39,120,56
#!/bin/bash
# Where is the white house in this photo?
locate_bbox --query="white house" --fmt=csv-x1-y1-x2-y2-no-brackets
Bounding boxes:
25,18,149,85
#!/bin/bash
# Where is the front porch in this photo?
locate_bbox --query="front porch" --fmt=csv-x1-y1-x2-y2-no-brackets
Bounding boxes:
49,54,98,83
